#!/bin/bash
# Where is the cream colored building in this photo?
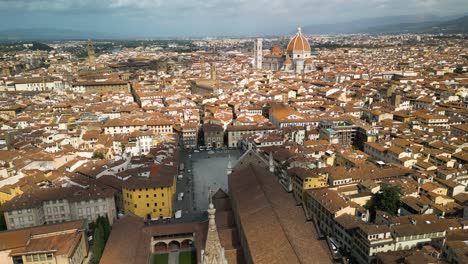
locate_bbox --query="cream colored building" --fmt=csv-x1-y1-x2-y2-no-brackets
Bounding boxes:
0,221,88,264
2,186,116,230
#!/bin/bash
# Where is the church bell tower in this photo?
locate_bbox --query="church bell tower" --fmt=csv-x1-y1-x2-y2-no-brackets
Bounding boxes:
254,38,263,70
87,40,96,68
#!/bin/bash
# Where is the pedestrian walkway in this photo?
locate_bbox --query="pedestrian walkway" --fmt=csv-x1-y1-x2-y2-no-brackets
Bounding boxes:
82,251,93,264
168,252,179,264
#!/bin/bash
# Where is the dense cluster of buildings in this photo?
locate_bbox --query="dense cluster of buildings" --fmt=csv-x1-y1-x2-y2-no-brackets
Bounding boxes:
0,30,466,264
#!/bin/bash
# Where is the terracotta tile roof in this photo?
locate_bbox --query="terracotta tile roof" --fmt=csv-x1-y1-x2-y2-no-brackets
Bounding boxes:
101,215,208,264
286,29,311,52
305,188,356,215
392,218,461,237
0,184,115,212
0,220,84,252
229,151,332,264
100,215,149,264
121,164,175,189
9,230,82,257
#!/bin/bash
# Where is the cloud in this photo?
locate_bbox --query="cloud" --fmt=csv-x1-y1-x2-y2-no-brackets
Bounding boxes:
0,0,162,11
0,0,465,16
0,0,466,36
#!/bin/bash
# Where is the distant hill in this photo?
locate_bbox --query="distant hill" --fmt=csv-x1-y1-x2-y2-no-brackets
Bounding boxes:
365,21,440,34
0,41,53,52
424,15,468,33
0,28,116,41
301,15,468,35
301,15,446,34
0,15,466,40
365,15,468,34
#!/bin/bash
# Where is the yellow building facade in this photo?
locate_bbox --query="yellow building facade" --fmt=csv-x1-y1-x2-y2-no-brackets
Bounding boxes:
122,176,176,219
302,174,328,190
290,168,329,205
0,186,23,205
0,109,17,118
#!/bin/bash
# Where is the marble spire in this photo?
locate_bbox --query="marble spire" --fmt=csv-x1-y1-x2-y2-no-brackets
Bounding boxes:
201,190,227,264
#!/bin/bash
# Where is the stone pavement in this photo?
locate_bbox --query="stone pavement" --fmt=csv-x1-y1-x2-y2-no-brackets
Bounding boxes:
174,149,240,212
168,252,179,264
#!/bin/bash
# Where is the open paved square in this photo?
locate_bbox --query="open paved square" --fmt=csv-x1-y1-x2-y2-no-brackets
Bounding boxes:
177,149,241,212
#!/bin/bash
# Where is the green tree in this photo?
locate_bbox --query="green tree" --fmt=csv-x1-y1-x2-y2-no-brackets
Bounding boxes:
365,185,401,222
95,215,102,230
92,151,105,159
30,42,53,51
92,221,105,264
454,66,464,74
360,113,371,123
102,215,111,243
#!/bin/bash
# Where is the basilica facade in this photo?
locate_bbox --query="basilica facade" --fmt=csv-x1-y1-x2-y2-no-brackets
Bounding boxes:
255,27,315,74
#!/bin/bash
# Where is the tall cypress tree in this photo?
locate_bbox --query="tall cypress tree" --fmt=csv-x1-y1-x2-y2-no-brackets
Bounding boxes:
96,215,102,229
92,220,105,264
102,214,111,242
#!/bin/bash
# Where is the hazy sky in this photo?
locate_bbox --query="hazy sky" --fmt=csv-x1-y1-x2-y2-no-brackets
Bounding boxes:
0,0,467,37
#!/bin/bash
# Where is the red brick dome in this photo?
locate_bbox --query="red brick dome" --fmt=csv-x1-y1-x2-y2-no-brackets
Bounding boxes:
271,45,282,54
286,27,311,53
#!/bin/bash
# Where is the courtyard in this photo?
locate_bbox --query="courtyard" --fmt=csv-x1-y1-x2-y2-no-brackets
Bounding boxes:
152,251,196,264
